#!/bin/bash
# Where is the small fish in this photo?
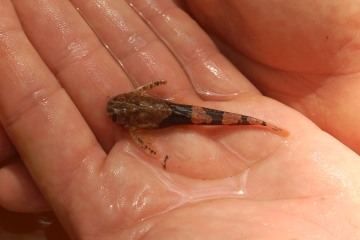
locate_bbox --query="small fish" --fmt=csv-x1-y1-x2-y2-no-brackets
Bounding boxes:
107,80,287,168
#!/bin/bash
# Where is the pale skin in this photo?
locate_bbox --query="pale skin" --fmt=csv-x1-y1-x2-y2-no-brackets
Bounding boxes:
0,0,360,239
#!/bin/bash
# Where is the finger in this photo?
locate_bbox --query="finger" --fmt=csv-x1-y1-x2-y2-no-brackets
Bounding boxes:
0,119,48,213
11,0,133,151
0,162,50,212
0,0,105,216
127,0,259,99
0,123,50,213
70,0,193,97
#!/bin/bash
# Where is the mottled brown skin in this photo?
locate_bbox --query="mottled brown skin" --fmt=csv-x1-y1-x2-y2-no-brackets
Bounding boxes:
107,91,173,129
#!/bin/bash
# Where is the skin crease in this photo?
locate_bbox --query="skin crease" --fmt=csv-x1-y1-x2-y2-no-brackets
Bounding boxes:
0,0,359,239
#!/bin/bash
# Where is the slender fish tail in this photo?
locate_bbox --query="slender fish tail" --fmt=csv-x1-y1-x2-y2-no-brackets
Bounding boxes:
162,103,288,136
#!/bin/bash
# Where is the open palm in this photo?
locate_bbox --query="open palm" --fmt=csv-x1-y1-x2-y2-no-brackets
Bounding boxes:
0,0,359,239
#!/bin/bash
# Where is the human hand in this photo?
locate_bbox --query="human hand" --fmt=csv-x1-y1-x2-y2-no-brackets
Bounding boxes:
186,0,360,153
0,0,360,239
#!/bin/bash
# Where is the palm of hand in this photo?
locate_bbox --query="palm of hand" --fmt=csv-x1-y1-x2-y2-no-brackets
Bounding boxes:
0,0,359,239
